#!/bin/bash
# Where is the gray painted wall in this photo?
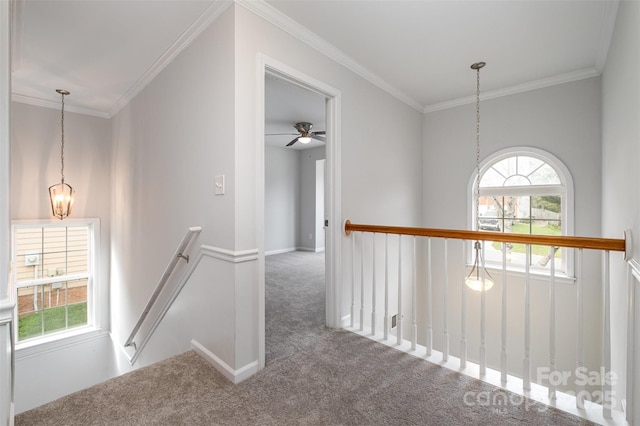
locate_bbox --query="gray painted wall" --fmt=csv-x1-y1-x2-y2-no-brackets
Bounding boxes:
264,145,326,255
265,145,300,253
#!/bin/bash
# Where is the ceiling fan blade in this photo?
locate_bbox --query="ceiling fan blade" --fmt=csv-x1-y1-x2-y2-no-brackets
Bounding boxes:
265,132,299,136
311,134,326,142
312,131,326,135
286,137,299,146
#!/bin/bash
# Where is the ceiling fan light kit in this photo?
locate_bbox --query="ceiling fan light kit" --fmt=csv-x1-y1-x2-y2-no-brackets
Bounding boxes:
266,121,326,147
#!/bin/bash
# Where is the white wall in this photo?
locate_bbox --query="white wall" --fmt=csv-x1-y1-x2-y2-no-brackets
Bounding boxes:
299,146,325,251
265,145,300,253
10,102,113,412
14,332,113,413
423,78,604,391
601,0,640,416
1,1,11,420
315,159,325,251
110,5,238,373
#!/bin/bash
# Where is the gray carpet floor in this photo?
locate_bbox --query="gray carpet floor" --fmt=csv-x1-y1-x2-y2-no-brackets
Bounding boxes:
16,251,593,425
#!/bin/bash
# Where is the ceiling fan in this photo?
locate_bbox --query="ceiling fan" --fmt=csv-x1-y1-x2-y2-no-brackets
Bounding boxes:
266,122,326,146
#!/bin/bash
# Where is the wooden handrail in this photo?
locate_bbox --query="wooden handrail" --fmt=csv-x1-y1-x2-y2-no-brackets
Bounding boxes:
344,220,627,253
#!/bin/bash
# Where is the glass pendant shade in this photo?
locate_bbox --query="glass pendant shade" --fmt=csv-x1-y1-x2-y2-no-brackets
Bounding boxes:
465,270,495,292
298,136,312,144
465,242,494,292
49,181,75,220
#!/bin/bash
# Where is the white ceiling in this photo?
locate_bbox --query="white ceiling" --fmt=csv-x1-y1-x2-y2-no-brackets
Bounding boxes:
11,0,619,121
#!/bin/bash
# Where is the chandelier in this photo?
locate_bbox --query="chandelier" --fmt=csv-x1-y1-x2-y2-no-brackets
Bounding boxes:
48,89,75,220
465,62,494,292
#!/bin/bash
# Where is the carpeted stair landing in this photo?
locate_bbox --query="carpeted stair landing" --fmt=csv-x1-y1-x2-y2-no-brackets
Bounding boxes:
16,251,593,425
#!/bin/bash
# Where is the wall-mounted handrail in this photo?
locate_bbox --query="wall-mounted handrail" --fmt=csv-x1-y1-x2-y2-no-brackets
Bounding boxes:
344,220,627,253
124,226,202,349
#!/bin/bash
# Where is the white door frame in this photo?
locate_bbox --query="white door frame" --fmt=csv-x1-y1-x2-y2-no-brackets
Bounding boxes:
256,54,342,369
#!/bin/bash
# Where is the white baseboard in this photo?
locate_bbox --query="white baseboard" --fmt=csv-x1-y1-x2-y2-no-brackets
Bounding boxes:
265,247,297,256
266,247,326,255
296,247,315,252
190,339,258,384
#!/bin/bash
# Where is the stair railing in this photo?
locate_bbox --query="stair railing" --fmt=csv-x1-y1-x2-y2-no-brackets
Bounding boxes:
124,226,201,361
344,219,631,423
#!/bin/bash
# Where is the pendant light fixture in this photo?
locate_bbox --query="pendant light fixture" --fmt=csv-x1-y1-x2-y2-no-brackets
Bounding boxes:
49,89,75,220
465,62,494,292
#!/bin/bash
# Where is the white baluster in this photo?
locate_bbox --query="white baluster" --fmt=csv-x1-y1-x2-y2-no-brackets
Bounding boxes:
460,241,467,369
480,240,487,377
627,261,636,425
523,244,531,391
397,235,403,346
351,233,355,328
603,251,612,419
371,233,376,336
384,233,390,340
360,232,365,331
549,246,556,400
500,242,507,385
411,236,417,350
443,239,449,362
576,249,584,408
426,238,433,356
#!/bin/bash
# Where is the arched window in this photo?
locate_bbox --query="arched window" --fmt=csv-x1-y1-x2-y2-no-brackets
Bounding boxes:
470,147,574,276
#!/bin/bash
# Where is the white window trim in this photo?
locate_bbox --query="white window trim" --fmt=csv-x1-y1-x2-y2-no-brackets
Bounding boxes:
11,218,101,348
467,147,575,279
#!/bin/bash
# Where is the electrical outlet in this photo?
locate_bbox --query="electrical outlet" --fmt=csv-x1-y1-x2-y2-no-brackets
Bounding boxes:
391,314,397,328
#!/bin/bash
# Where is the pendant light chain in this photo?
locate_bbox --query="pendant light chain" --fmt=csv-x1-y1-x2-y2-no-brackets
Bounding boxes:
60,90,66,184
49,89,75,220
471,62,485,230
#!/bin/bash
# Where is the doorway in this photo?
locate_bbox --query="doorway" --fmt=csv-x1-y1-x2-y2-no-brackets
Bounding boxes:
257,56,341,369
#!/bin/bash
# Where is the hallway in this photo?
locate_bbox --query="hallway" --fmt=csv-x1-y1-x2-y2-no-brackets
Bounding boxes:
16,251,591,425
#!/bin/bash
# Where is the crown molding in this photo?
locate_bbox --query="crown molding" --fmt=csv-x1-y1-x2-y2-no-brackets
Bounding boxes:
107,0,233,118
594,0,619,73
11,93,110,119
423,67,601,114
237,0,423,113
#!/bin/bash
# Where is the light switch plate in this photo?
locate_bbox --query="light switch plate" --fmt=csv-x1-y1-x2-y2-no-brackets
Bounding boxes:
215,175,225,195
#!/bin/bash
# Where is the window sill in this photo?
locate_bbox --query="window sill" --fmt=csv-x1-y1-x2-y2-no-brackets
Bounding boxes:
16,326,107,359
466,264,575,285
